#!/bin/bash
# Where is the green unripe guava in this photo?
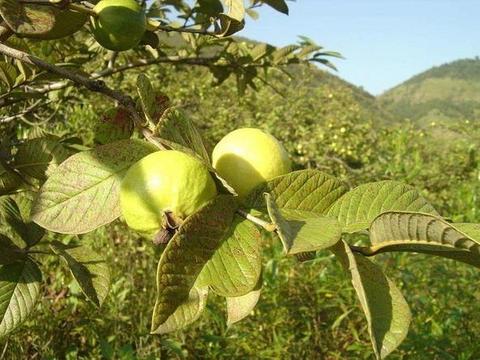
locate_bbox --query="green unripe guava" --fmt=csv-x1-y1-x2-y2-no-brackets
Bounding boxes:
120,150,217,235
212,128,292,200
91,0,146,51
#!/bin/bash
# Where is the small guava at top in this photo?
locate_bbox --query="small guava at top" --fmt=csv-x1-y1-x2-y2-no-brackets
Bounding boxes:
212,128,292,200
91,0,147,51
120,150,217,236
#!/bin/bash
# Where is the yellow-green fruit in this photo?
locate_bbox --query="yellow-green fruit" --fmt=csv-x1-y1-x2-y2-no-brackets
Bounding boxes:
120,150,217,234
91,0,146,51
212,128,291,199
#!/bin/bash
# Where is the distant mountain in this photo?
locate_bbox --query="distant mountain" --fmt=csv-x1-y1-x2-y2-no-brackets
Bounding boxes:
378,58,480,124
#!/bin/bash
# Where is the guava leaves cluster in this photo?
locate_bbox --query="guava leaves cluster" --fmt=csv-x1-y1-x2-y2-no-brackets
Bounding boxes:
3,74,480,360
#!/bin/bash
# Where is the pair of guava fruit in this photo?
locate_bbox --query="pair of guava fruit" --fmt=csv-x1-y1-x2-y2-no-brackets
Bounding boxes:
120,128,292,235
90,0,146,51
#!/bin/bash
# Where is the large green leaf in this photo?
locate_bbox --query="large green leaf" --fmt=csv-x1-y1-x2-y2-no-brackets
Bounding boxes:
0,197,44,247
245,170,348,215
31,139,157,234
151,195,237,332
0,0,55,36
0,1,86,39
264,193,341,254
364,212,480,268
152,286,208,334
50,241,110,307
327,181,437,233
332,240,411,359
222,0,245,22
154,109,210,163
0,258,41,338
197,215,262,297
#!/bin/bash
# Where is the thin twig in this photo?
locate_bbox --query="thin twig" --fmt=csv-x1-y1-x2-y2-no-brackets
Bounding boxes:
0,99,48,123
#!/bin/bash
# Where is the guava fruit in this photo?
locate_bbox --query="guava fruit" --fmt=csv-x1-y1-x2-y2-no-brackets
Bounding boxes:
91,0,146,51
212,128,292,199
120,150,217,235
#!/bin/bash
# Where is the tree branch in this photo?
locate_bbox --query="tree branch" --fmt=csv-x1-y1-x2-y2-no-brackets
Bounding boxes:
0,42,164,145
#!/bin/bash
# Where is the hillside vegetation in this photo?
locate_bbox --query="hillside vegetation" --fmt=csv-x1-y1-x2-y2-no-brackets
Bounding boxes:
2,34,479,358
379,58,480,124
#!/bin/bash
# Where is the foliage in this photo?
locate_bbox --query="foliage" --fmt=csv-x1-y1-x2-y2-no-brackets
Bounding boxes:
0,1,479,359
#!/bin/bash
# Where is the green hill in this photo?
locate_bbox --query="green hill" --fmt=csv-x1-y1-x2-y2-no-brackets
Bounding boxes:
378,58,480,124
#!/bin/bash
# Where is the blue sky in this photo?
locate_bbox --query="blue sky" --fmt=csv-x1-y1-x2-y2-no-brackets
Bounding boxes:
240,0,480,95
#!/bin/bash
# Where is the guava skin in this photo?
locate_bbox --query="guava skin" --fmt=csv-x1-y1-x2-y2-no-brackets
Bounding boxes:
120,150,217,235
91,0,146,51
212,128,292,199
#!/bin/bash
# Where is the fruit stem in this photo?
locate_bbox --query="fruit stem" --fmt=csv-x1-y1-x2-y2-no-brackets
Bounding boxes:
237,209,277,232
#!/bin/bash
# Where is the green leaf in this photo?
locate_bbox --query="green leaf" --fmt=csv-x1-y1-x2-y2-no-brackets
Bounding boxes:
365,212,480,268
0,197,44,247
327,181,438,233
222,0,245,21
50,241,110,307
0,1,85,39
154,109,210,163
0,235,26,265
332,240,411,359
0,62,17,89
246,170,348,215
265,193,341,254
14,136,73,181
197,216,262,297
0,258,42,338
136,74,156,125
152,286,208,334
215,13,245,37
31,139,157,234
261,0,289,15
151,195,237,332
0,162,23,196
272,45,300,64
0,0,55,36
226,275,262,326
